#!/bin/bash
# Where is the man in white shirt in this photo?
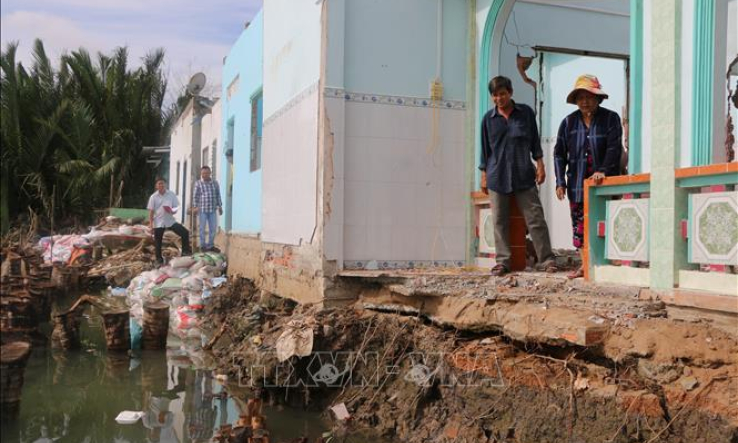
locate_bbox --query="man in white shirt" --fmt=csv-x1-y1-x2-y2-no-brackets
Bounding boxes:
147,178,192,264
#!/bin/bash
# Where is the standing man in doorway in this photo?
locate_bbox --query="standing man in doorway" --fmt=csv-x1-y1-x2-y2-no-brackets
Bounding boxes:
479,76,557,276
148,178,192,264
192,165,223,252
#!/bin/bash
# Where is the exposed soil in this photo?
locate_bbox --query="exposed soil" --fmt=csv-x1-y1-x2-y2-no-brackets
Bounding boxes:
204,277,738,443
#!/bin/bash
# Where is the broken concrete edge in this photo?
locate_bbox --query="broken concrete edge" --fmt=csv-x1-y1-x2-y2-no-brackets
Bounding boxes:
360,285,613,346
217,232,326,305
205,281,738,438
640,288,738,314
356,286,737,372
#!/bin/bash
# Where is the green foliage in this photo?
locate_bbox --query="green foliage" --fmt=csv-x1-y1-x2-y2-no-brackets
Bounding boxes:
1,39,177,230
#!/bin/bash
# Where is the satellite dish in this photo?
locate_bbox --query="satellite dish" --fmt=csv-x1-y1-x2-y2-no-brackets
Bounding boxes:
187,72,207,96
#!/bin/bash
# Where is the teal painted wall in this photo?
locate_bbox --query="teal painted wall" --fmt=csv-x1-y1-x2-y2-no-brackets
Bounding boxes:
220,11,263,234
330,0,468,100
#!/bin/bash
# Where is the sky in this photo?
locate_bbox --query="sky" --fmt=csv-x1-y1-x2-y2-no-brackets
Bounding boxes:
1,0,262,99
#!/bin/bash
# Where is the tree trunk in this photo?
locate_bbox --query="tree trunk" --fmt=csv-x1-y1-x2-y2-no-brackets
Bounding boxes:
1,168,9,234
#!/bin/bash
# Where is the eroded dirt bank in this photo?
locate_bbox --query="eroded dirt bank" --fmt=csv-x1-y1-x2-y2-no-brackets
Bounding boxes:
205,278,738,443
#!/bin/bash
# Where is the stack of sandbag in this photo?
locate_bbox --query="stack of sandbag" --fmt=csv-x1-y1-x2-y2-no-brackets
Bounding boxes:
125,252,226,347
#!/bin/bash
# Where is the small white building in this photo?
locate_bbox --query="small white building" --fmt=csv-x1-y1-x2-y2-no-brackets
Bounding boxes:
169,97,222,230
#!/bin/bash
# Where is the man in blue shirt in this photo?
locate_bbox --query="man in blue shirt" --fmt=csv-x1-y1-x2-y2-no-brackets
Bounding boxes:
479,76,556,276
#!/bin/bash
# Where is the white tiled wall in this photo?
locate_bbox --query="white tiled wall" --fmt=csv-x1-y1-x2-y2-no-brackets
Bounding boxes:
261,89,319,245
341,101,467,262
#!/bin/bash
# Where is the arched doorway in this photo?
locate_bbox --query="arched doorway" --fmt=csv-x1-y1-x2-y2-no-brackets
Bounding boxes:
475,0,638,251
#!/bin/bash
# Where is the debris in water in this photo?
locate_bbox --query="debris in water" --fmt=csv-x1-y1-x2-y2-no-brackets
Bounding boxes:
330,403,351,421
115,410,144,425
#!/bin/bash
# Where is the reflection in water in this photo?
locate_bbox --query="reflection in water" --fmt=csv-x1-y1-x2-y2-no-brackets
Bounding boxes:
2,296,381,443
1,336,334,443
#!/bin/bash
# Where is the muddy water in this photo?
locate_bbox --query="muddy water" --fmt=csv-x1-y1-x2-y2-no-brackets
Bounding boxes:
1,302,376,443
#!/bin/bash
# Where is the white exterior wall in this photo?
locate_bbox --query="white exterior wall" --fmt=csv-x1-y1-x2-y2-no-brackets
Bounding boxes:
261,0,322,245
200,98,222,184
167,98,222,225
168,102,194,224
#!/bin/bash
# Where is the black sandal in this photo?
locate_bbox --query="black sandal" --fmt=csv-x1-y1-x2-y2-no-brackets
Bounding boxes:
491,264,509,276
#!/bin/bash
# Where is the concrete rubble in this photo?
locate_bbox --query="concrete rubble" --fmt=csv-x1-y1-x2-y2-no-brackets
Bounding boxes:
202,273,738,443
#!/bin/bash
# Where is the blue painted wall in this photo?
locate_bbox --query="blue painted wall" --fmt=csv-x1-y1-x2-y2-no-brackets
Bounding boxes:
220,11,264,233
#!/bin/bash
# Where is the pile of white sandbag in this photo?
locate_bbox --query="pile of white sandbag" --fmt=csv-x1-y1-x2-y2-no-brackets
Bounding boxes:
126,252,227,347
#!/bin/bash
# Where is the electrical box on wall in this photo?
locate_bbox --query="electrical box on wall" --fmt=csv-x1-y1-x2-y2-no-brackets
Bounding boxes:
430,79,444,101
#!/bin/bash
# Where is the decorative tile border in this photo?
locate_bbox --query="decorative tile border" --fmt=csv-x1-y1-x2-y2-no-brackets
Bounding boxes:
478,208,495,254
344,260,466,270
689,191,738,265
606,198,650,262
263,81,320,128
324,87,466,111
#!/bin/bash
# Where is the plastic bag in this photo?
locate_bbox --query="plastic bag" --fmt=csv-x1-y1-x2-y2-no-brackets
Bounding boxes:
130,318,143,350
192,253,215,266
174,306,198,329
164,267,189,278
170,256,196,268
189,260,206,273
182,275,203,292
188,293,203,309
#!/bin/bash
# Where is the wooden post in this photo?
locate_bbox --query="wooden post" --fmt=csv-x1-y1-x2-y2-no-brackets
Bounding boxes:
51,312,81,349
0,341,32,419
67,266,80,290
51,266,70,294
32,264,53,279
102,310,131,351
509,196,527,271
93,244,104,262
142,302,169,350
104,353,130,381
1,294,35,329
27,280,55,322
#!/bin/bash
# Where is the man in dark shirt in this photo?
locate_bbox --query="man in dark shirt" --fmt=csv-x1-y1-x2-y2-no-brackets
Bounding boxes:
479,76,556,276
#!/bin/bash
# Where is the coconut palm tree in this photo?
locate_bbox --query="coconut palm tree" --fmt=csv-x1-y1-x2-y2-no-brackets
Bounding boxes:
0,39,174,232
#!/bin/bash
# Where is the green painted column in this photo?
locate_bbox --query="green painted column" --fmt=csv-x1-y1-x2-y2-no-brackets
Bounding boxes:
628,0,644,174
476,0,506,189
690,0,716,166
649,0,688,290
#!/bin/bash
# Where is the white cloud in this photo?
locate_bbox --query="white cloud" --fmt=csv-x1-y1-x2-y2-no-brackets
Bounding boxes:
1,2,260,101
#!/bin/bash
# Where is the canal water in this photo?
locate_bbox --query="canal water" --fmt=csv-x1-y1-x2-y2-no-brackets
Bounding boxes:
1,301,379,443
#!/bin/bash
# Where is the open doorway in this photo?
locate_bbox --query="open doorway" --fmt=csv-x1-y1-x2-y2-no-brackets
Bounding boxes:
536,50,628,250
478,0,631,254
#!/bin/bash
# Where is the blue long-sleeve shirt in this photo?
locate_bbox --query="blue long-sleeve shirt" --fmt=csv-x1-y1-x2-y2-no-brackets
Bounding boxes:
553,107,622,203
479,102,542,195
